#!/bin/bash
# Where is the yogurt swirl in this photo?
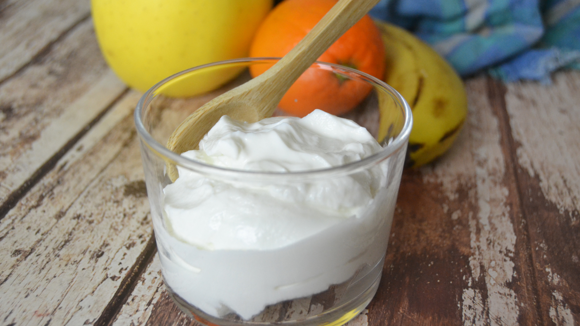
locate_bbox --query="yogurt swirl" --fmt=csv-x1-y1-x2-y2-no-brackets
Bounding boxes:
159,110,392,319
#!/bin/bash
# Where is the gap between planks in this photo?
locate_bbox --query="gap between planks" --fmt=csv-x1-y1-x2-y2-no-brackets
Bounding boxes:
0,90,149,325
94,236,158,326
485,77,546,325
0,83,129,220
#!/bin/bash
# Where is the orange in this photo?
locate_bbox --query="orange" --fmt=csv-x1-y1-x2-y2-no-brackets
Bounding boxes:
249,0,385,117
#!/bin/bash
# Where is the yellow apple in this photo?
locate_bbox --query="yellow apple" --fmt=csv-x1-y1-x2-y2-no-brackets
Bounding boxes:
91,0,272,97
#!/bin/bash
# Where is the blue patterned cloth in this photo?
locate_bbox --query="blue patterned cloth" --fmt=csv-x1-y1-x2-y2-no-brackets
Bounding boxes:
370,0,580,83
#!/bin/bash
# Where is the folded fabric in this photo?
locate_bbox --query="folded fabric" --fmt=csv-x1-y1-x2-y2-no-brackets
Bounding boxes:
370,0,580,83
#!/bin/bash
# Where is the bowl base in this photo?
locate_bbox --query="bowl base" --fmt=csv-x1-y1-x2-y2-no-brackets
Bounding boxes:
165,258,384,326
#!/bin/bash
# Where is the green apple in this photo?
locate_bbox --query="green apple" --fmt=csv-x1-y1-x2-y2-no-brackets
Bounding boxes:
92,0,272,97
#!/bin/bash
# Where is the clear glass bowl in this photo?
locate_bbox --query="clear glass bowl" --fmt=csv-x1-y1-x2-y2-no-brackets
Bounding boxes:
134,58,412,326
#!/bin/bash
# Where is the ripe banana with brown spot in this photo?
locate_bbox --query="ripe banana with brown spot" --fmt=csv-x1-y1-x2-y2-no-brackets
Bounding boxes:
374,20,468,168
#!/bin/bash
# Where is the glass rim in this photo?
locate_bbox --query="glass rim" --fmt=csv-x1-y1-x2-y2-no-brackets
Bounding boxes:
134,57,413,179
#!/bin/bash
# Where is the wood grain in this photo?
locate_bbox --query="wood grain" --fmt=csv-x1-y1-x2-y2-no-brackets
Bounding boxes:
0,19,127,216
365,76,539,325
0,0,90,82
111,255,166,326
0,91,148,325
503,73,580,325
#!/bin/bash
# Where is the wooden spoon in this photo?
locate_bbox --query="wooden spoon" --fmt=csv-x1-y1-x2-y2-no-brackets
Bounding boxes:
166,0,380,181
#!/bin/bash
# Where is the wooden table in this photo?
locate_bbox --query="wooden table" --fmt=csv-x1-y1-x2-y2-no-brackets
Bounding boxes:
1,2,579,325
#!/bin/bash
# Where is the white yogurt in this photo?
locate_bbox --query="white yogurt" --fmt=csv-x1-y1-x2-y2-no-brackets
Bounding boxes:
157,110,396,320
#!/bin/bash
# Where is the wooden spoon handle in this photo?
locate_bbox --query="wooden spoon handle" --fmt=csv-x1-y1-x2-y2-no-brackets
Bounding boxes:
255,0,381,118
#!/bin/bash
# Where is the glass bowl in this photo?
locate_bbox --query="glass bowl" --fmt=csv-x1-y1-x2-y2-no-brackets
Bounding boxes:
134,58,412,326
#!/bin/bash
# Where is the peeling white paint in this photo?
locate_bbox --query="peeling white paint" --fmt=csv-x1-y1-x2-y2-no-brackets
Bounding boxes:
468,214,482,281
545,267,561,286
462,288,486,326
112,256,164,326
452,210,461,220
505,73,580,218
505,73,578,326
470,80,519,326
423,78,520,326
549,291,574,326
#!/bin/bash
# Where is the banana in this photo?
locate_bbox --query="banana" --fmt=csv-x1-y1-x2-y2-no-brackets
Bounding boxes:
374,20,468,168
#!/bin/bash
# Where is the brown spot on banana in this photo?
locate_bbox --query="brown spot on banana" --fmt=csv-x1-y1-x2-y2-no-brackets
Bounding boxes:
405,142,425,167
432,98,448,118
439,118,465,143
411,76,424,109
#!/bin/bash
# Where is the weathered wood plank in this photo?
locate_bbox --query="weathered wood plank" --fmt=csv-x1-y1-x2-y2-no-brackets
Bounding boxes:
365,76,539,325
503,72,580,325
0,19,127,213
0,90,150,325
0,90,141,279
0,0,90,82
111,255,165,326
